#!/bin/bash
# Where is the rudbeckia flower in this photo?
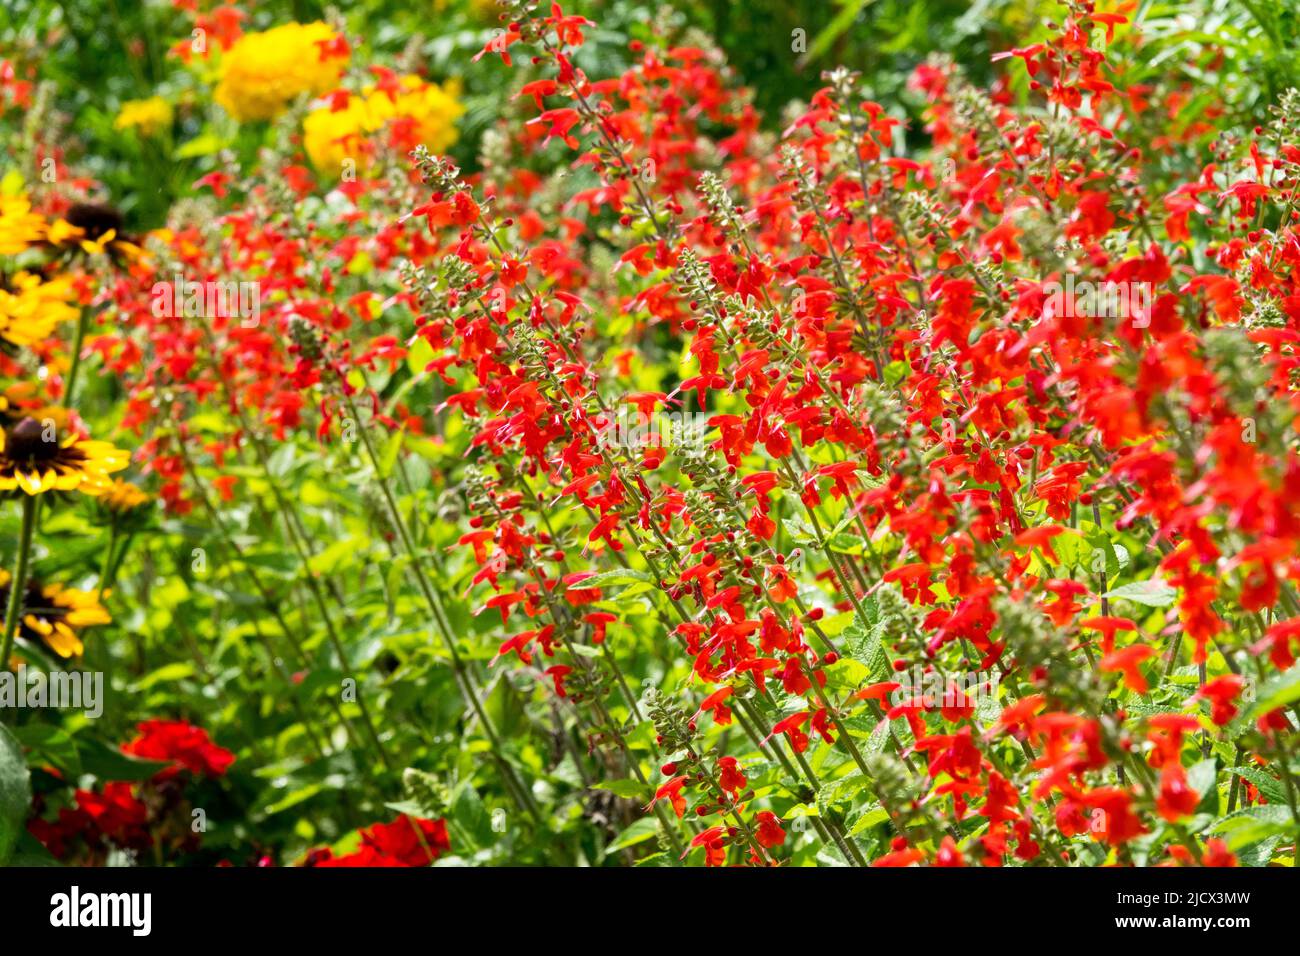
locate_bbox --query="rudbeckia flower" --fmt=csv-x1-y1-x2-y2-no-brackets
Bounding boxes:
0,272,78,352
0,193,47,255
45,202,145,266
0,570,109,658
0,415,130,496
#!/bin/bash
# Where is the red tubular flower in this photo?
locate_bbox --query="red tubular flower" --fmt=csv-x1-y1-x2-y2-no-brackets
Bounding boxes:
1083,788,1147,846
717,756,747,793
683,826,729,867
648,776,689,818
754,810,786,849
1193,674,1244,726
1157,766,1200,822
1100,645,1157,694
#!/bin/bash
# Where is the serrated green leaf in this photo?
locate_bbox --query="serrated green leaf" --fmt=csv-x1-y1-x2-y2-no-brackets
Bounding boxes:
567,569,652,590
1230,767,1288,805
1209,804,1295,851
848,804,889,836
843,609,889,682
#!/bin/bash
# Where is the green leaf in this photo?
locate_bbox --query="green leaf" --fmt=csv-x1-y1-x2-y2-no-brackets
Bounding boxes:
592,779,649,800
1209,804,1295,852
1086,532,1127,578
826,530,867,555
1103,579,1177,607
801,0,875,65
0,724,31,865
309,536,366,577
819,610,856,637
1230,767,1287,805
260,781,327,817
1187,757,1217,802
377,428,404,480
848,804,889,836
1246,663,1300,721
12,724,81,778
816,771,870,815
79,739,171,783
8,829,61,866
782,515,815,545
843,604,889,682
451,783,493,846
406,337,435,376
605,817,660,855
384,799,429,818
131,661,196,691
882,360,909,388
266,442,296,478
567,569,652,591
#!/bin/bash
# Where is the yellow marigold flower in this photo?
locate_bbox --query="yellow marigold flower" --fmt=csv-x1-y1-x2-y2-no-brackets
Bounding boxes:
215,22,346,122
0,415,130,497
304,74,463,176
0,570,109,658
101,478,151,513
0,272,78,352
114,96,173,136
0,194,47,256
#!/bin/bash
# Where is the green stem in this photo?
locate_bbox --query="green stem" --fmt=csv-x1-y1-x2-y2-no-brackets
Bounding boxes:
338,384,542,823
2,495,39,675
64,306,92,407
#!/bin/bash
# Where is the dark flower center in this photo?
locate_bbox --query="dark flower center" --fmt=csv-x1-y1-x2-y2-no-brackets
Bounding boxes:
6,416,58,463
64,202,125,241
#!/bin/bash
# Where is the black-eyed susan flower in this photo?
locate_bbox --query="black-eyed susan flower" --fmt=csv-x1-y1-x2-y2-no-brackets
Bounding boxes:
0,390,72,436
0,415,129,496
0,272,78,353
0,570,109,658
46,202,145,266
0,193,47,255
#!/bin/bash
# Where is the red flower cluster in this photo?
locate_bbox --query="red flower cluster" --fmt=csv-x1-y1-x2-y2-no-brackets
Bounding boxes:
305,815,451,867
123,719,237,779
29,782,151,858
28,720,233,864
